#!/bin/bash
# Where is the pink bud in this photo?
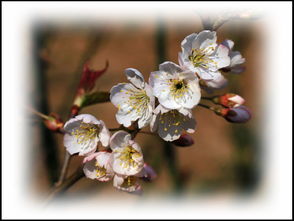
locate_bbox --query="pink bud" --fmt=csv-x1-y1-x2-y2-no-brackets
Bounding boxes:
172,134,194,147
214,93,245,108
44,113,64,132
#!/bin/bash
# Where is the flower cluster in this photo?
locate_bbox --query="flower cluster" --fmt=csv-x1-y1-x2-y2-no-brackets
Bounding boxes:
62,30,248,193
110,30,245,141
63,114,156,193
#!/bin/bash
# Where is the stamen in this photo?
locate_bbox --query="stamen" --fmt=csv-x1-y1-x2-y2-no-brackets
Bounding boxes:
115,146,141,169
71,122,99,146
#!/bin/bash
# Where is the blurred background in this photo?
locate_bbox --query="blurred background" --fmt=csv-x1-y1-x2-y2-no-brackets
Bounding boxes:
28,11,264,201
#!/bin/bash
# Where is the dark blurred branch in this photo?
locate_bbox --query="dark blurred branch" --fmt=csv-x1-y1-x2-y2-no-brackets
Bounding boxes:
33,27,60,184
46,165,85,204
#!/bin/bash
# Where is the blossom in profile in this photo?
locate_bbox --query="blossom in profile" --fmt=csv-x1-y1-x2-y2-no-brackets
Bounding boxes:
110,131,144,176
63,114,110,156
110,68,155,129
178,30,230,83
83,151,114,182
220,39,245,73
149,61,201,110
150,104,196,141
113,163,157,193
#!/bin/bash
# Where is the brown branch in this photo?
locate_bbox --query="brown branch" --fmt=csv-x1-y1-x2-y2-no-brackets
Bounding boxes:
45,165,85,204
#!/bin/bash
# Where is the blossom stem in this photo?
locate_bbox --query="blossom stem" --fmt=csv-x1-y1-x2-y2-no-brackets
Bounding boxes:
198,103,215,111
26,106,50,120
54,152,71,187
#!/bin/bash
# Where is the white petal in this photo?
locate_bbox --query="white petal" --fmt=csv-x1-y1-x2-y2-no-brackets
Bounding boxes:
192,30,216,50
78,138,98,156
63,117,81,132
83,156,99,179
205,72,228,89
159,61,183,75
181,33,198,55
230,51,245,67
110,83,135,107
221,39,234,50
98,120,110,147
210,44,230,69
64,133,82,155
109,131,131,150
125,68,145,89
75,114,100,125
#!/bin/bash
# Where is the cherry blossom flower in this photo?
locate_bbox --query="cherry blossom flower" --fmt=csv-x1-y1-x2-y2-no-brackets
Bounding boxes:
113,163,157,193
63,114,110,156
220,39,246,73
110,131,144,176
110,68,155,129
178,30,230,88
150,104,196,141
83,151,114,182
149,61,201,110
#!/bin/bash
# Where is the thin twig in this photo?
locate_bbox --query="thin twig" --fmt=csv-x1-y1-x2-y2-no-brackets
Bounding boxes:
45,166,85,205
54,152,71,187
26,106,50,120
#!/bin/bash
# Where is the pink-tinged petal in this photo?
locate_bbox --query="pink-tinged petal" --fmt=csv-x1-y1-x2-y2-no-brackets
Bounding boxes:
125,68,145,89
83,152,100,164
210,44,230,69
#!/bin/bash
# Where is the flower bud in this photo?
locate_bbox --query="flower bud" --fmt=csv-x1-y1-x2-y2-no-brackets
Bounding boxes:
213,93,245,108
222,105,251,123
172,134,194,147
44,113,64,132
140,163,157,182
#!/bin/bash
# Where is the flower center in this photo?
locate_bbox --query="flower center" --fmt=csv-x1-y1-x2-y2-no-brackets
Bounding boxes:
121,176,137,188
116,146,141,169
95,162,107,177
71,122,99,144
127,90,150,114
189,48,214,68
170,79,188,99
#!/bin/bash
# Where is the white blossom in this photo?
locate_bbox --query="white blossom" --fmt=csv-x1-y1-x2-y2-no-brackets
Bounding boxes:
63,114,110,156
83,151,114,182
150,104,196,141
178,30,230,88
221,39,246,73
110,68,155,129
149,61,201,110
110,131,144,176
